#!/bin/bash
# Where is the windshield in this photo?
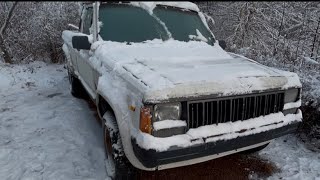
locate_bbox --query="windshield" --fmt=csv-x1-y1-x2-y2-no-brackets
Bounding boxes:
98,4,215,45
99,4,169,42
153,6,215,45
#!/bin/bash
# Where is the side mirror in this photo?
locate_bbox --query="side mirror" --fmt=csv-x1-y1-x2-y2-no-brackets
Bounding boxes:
72,36,91,50
218,40,226,50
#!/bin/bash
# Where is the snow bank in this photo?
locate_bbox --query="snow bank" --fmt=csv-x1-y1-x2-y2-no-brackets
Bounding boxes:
153,120,187,131
134,110,302,152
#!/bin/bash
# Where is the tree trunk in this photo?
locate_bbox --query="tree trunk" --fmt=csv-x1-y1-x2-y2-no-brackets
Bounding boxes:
311,17,320,58
0,36,12,63
0,1,18,64
273,2,286,56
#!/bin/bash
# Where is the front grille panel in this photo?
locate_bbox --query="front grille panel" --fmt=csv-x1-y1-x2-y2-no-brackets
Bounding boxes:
187,92,284,129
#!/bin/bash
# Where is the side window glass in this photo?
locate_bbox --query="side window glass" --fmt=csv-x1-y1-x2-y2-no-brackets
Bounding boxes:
82,8,93,35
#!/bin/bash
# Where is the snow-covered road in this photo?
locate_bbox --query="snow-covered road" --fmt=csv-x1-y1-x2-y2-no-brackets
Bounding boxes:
0,61,319,179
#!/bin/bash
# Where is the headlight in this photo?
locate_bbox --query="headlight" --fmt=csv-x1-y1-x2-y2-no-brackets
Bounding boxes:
154,103,181,121
284,89,299,103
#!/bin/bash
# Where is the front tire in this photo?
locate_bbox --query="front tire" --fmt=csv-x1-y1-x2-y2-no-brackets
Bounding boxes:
103,112,136,179
67,69,88,99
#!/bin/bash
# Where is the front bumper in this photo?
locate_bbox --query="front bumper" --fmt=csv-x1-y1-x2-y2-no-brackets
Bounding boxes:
132,121,300,169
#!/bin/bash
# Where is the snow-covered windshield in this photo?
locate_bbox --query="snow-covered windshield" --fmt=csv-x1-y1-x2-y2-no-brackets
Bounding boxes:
98,4,215,45
153,6,215,45
99,4,169,42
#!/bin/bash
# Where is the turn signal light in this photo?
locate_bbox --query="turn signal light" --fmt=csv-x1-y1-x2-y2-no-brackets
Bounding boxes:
140,107,152,134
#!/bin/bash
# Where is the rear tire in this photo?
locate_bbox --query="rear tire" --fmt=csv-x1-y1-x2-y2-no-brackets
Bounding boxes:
67,69,88,99
103,111,136,180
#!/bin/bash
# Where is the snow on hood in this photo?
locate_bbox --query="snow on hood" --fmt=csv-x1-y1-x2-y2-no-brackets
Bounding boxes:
92,39,302,103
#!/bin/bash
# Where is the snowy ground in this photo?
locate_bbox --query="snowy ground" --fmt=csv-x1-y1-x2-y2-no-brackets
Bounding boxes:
259,135,320,180
0,61,319,179
0,62,107,180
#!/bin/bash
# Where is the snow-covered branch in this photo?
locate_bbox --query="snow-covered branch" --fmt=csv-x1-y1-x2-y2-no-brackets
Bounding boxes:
0,1,17,38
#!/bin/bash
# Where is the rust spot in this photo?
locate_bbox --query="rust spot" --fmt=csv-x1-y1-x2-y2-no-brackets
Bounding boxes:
129,105,136,112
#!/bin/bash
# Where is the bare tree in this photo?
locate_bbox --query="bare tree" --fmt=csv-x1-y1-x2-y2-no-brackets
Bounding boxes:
311,17,320,59
0,2,80,64
0,1,17,64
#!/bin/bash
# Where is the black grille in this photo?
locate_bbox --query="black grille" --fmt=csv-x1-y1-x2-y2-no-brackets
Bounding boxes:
187,92,285,129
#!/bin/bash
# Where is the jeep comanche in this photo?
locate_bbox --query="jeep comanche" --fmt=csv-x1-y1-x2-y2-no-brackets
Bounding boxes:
62,1,303,179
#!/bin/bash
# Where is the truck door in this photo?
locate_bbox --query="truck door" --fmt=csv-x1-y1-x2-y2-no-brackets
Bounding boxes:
75,7,96,99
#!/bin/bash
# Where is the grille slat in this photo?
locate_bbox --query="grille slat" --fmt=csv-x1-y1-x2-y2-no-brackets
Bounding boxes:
196,103,199,128
254,97,257,118
187,92,285,129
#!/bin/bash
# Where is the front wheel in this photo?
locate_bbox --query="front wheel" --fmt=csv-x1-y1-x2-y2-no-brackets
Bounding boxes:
103,112,136,179
67,69,88,99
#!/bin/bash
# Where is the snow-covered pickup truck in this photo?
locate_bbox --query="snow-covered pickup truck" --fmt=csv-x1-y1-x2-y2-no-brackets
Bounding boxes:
62,1,303,179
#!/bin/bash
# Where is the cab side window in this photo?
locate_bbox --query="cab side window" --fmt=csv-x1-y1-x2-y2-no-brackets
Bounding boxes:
82,7,93,35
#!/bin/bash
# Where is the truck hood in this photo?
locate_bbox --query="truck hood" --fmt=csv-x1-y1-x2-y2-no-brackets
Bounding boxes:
92,39,301,103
